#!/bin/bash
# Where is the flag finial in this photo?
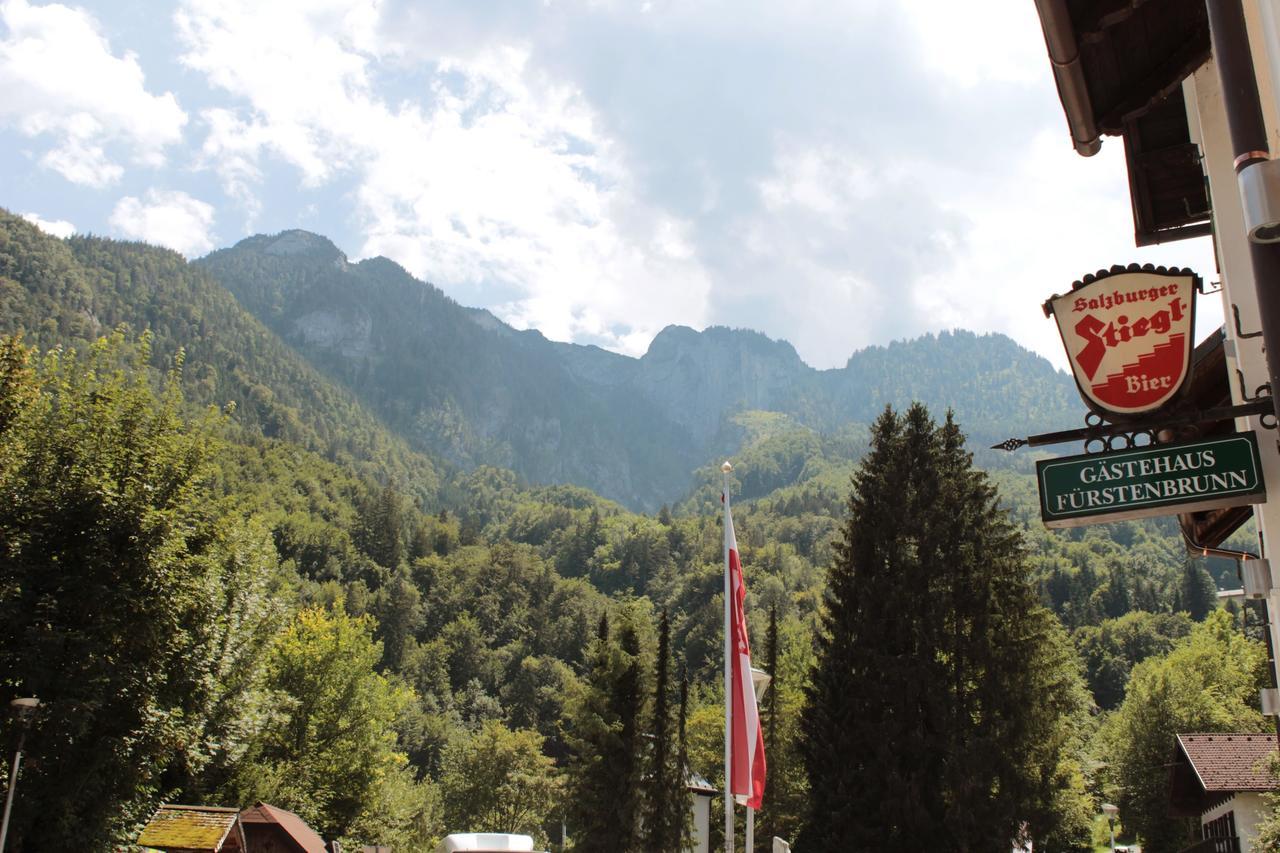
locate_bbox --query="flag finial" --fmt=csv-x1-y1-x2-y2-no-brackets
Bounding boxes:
722,461,733,473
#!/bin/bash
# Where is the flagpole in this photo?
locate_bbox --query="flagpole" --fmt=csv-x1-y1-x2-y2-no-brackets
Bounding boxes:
746,806,754,852
722,460,734,853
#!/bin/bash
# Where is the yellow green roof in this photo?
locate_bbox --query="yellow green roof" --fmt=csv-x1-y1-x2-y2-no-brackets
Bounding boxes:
136,805,240,851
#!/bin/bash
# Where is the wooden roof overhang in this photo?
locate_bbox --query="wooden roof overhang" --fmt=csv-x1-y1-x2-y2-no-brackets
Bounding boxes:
1032,2,1252,548
1175,330,1257,550
1034,0,1213,244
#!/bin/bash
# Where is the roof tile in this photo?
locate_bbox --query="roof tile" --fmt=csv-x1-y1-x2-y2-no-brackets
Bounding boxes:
1177,733,1280,792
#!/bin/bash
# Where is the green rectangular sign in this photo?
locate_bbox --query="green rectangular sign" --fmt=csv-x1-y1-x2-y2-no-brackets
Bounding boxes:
1037,431,1266,529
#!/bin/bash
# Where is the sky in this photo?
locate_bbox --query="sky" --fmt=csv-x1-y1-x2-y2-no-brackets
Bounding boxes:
0,0,1222,371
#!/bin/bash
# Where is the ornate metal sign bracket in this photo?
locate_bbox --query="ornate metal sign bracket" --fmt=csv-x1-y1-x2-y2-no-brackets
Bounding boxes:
992,398,1276,454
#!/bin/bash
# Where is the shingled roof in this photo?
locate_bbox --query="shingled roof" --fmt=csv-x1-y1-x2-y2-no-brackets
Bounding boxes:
136,805,246,852
1169,733,1280,816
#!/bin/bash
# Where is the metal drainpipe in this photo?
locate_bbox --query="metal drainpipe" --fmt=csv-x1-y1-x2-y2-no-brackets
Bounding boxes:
1205,0,1280,744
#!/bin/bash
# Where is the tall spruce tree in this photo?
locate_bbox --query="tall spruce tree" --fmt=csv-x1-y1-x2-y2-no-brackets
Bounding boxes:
565,611,646,851
1177,559,1218,621
759,606,779,852
643,610,689,850
678,664,691,850
800,404,1090,851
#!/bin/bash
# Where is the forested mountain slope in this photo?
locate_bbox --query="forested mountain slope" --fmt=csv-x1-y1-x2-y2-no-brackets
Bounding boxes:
197,232,692,510
198,230,1084,508
0,211,442,501
0,211,1252,851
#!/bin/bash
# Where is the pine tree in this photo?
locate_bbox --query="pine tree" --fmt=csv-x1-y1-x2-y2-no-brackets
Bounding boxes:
799,405,1091,851
565,611,646,851
1178,559,1219,621
614,621,645,849
759,606,779,852
677,665,692,851
643,610,689,850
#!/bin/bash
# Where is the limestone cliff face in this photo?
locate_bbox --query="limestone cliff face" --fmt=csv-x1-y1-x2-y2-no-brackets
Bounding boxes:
199,230,1081,509
631,325,818,446
200,233,683,508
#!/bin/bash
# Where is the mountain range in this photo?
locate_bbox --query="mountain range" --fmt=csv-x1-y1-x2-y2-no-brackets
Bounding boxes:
197,230,1082,507
1,211,1081,509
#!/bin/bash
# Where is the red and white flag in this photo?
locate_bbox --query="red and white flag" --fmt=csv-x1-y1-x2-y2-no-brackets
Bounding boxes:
726,502,766,808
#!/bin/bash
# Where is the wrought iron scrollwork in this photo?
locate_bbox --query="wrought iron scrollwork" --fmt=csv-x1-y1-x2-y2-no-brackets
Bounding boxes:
991,399,1277,452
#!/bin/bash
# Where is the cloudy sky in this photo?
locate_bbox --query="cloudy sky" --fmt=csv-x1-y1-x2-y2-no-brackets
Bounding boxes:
0,0,1221,369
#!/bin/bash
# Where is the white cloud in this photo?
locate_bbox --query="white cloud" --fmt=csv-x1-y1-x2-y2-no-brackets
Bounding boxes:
30,0,1196,373
906,129,1220,370
109,189,216,257
715,140,966,368
0,0,187,186
897,0,1047,88
718,124,1221,373
176,0,713,354
20,211,74,237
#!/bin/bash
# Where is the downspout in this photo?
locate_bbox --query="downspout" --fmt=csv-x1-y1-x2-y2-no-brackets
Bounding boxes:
1035,0,1103,156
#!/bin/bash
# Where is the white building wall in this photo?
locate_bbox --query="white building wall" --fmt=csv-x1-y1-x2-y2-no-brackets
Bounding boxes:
1202,792,1268,851
1184,0,1280,673
688,793,711,853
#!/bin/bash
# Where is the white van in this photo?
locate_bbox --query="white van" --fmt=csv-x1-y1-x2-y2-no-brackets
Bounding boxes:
434,833,544,853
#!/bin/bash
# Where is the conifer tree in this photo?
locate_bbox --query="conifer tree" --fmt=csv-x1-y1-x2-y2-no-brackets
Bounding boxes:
759,606,779,851
643,610,689,850
800,404,1091,851
565,611,646,851
1177,560,1218,621
678,664,691,849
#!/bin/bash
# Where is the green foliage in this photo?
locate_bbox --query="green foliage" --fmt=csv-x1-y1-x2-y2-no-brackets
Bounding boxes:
756,613,813,849
226,604,427,846
642,610,690,851
1251,753,1280,850
1176,560,1219,621
1074,611,1192,710
0,209,442,503
439,721,563,843
9,208,1273,853
0,334,279,850
1099,611,1268,851
564,607,650,851
801,405,1092,851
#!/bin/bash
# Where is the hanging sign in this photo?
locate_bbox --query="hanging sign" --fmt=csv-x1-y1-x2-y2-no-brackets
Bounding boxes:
1044,265,1200,420
1037,431,1265,528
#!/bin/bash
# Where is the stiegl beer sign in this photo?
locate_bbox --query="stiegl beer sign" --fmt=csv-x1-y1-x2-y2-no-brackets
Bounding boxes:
1044,265,1200,420
1032,264,1267,530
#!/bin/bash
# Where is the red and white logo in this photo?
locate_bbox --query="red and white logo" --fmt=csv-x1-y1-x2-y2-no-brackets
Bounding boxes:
1046,267,1198,419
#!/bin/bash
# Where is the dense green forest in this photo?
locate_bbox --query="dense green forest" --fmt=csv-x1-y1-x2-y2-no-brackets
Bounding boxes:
0,210,1268,851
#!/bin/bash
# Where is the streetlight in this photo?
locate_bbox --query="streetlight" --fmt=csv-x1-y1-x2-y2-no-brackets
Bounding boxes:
0,698,39,852
1101,802,1119,853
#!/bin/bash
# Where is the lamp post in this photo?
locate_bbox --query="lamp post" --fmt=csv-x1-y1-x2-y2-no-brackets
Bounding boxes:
0,698,39,853
1101,802,1119,853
